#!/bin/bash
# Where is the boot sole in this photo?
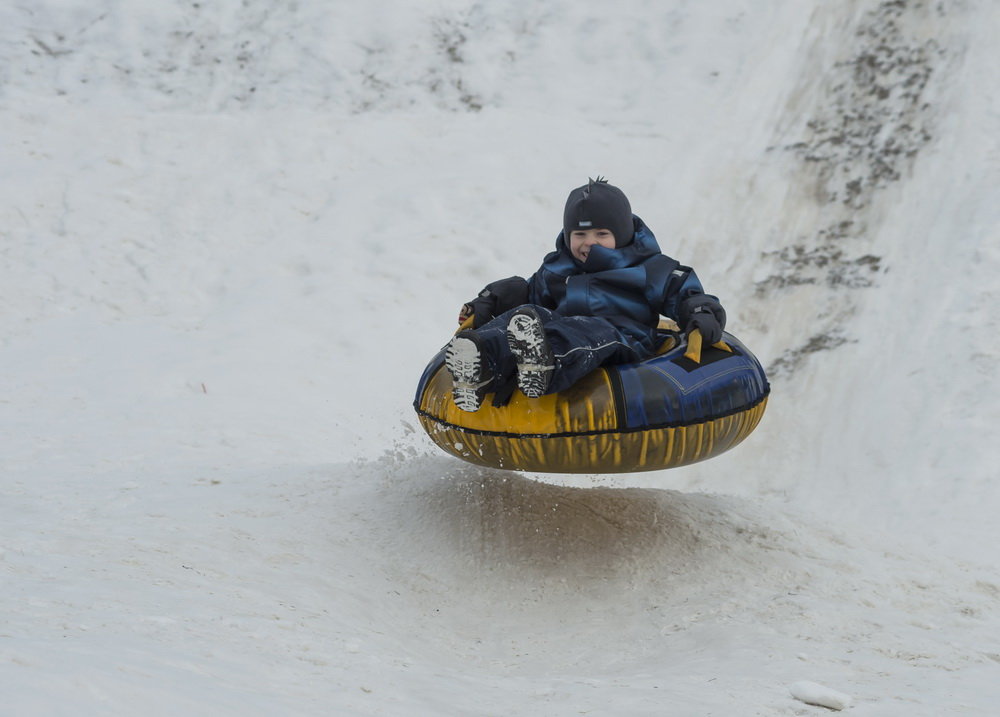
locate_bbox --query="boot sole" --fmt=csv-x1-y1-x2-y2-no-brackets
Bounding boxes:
445,335,490,412
506,311,554,399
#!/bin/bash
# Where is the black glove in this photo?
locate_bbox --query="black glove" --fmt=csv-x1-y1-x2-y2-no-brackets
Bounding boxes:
687,310,723,344
679,294,726,344
467,293,497,328
467,276,529,328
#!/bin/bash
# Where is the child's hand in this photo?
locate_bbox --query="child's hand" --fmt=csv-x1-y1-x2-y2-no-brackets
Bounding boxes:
458,303,473,325
686,311,723,344
679,294,727,344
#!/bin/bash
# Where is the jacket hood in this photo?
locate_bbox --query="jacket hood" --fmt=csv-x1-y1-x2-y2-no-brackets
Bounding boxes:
546,215,661,275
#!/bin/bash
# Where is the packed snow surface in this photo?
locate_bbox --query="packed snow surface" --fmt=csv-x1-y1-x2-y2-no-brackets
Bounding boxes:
2,0,1000,714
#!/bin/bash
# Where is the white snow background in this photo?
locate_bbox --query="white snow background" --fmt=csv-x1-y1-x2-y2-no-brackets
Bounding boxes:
2,0,999,714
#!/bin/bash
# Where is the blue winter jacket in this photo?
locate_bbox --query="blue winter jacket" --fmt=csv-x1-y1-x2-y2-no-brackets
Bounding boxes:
527,216,710,339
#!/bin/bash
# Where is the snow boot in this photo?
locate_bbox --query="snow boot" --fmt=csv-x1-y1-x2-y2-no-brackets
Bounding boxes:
506,307,555,398
445,331,494,412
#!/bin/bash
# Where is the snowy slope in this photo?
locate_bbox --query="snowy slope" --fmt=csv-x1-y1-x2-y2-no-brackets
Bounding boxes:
2,0,1000,714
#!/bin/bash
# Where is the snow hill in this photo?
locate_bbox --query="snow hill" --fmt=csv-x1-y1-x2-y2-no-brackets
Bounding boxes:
2,1,999,714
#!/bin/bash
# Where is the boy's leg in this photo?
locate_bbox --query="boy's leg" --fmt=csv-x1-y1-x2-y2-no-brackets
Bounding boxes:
444,331,493,412
443,310,520,411
506,307,556,398
446,306,652,406
534,312,655,394
500,305,654,396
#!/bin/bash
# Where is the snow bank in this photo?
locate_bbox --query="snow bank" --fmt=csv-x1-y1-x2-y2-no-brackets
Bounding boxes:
2,0,1000,714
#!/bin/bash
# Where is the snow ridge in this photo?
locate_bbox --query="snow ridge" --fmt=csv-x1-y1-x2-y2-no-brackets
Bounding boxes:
759,0,949,376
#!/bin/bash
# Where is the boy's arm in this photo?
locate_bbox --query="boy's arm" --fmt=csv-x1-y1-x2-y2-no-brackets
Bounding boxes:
460,276,529,328
527,269,558,311
661,266,727,343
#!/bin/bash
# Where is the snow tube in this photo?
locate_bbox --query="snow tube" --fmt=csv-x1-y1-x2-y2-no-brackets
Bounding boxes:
413,327,769,474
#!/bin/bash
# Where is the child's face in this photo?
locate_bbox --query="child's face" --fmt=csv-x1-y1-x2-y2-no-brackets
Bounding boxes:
568,228,617,262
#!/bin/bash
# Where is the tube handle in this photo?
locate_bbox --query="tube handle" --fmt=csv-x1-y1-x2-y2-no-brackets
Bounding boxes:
683,328,733,364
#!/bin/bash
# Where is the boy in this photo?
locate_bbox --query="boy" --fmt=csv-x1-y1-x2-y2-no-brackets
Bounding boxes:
445,177,726,412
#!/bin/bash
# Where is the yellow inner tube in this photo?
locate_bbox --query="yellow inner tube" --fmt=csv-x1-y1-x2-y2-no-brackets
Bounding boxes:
416,352,767,474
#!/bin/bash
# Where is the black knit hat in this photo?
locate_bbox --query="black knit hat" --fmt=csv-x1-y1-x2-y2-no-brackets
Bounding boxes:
563,177,634,247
